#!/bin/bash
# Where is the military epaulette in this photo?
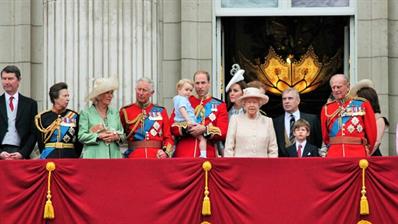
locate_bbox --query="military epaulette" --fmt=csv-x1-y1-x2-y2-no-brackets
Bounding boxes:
67,109,78,115
120,103,134,109
35,109,52,119
210,97,223,106
153,104,165,109
211,97,223,103
352,96,367,102
325,99,336,105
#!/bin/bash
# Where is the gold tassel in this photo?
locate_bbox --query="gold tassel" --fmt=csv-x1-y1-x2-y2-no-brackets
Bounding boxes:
202,161,212,216
44,200,54,219
359,159,369,215
357,220,372,224
202,196,211,215
44,162,56,219
360,195,369,215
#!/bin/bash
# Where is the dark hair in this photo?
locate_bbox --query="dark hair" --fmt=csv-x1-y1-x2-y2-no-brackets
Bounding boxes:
49,82,68,104
1,65,21,80
227,80,247,111
193,70,210,82
356,87,381,113
293,119,311,132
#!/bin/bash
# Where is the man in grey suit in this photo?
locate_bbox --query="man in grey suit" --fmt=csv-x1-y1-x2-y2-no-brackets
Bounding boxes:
0,65,37,159
272,88,322,157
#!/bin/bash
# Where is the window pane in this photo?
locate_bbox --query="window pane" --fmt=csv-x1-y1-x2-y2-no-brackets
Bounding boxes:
292,0,349,7
221,0,278,8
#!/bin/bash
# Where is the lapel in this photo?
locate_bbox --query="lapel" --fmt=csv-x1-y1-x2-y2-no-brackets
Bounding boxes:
287,145,298,157
0,94,7,121
275,115,285,137
302,144,312,157
16,93,24,124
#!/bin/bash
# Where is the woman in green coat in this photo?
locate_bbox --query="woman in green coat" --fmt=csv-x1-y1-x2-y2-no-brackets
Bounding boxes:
78,76,125,158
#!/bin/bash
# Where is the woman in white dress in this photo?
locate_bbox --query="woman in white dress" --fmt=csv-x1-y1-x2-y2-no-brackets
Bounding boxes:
224,87,278,158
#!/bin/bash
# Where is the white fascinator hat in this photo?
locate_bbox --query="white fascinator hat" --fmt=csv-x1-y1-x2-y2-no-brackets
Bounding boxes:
225,64,245,93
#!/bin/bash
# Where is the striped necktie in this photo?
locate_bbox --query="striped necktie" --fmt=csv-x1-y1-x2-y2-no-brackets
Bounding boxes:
289,114,295,144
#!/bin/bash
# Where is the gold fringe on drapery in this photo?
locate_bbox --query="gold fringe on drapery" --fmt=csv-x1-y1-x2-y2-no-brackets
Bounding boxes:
202,161,212,216
43,162,56,219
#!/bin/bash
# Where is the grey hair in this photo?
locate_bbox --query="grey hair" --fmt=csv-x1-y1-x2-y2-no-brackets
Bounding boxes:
330,74,349,85
282,87,300,100
136,77,154,91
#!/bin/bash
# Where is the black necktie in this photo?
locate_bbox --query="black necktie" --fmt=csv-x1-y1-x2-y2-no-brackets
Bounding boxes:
289,114,295,144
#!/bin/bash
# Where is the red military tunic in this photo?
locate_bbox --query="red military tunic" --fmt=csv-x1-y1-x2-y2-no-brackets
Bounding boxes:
120,103,173,158
170,95,228,158
321,96,377,157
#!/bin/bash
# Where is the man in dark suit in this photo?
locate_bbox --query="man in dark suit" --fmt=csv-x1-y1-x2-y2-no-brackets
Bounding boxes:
285,119,320,157
0,65,38,159
273,88,322,157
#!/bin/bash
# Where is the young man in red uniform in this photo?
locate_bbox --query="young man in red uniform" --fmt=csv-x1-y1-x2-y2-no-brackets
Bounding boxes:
321,74,377,157
120,77,173,158
170,70,228,158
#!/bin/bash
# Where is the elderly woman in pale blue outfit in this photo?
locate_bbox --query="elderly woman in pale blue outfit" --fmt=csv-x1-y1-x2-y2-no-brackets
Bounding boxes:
78,76,125,158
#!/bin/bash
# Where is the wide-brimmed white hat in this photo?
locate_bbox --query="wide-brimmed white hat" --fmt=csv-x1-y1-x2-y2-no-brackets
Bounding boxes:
237,87,269,106
87,76,119,101
350,79,374,97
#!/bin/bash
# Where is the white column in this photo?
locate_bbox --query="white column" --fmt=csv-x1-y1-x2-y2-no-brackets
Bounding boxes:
43,0,159,111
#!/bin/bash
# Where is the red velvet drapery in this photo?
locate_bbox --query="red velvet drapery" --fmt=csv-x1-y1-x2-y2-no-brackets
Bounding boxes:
0,157,397,223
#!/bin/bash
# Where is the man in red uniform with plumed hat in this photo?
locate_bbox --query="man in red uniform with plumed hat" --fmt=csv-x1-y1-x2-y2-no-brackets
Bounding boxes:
120,77,173,158
170,70,228,158
321,74,377,157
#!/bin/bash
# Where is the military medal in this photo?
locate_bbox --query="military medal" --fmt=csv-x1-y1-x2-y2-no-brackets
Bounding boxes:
153,121,160,130
63,135,71,143
150,129,157,136
351,117,359,125
211,104,218,112
356,124,363,132
154,112,162,120
209,113,216,121
347,124,355,133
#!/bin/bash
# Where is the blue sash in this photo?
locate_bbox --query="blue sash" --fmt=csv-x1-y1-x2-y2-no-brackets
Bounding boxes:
196,98,221,124
40,113,77,159
329,100,364,137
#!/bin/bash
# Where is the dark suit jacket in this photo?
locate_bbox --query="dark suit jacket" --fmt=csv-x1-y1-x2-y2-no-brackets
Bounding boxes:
285,142,320,157
273,111,322,157
0,93,38,158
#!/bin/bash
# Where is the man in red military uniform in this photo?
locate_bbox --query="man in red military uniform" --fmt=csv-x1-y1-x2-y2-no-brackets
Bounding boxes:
321,74,377,157
170,70,228,158
120,77,173,158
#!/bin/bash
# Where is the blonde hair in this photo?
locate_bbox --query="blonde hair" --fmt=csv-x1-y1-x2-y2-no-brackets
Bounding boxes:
176,79,194,92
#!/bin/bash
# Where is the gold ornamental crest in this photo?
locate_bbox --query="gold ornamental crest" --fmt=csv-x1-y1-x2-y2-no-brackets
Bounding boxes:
239,46,342,95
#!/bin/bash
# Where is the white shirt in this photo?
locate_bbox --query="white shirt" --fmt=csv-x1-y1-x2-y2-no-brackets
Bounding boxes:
2,92,21,146
295,140,307,157
284,110,300,138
